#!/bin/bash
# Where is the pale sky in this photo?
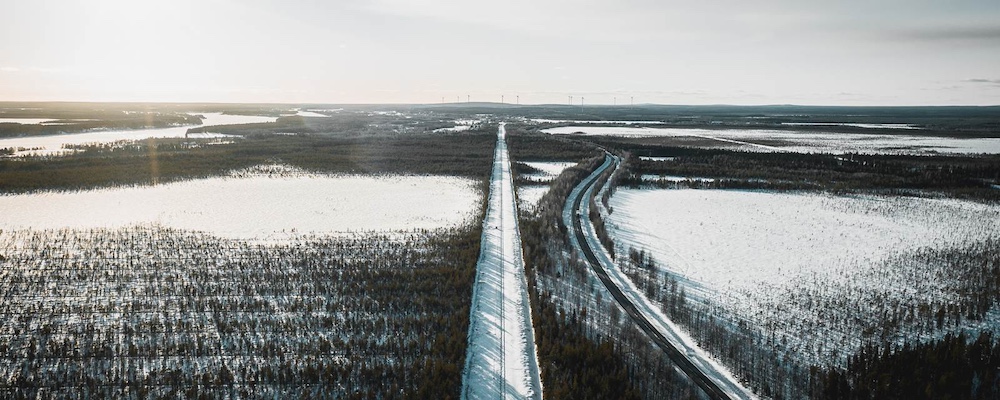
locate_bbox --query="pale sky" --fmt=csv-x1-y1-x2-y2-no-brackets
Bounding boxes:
2,0,999,105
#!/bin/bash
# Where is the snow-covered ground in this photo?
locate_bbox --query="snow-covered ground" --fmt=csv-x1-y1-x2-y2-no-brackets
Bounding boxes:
0,170,479,240
607,189,1000,363
463,123,542,400
640,156,677,161
0,118,60,124
516,161,576,212
433,125,472,132
0,113,276,157
641,175,716,183
520,161,576,183
433,119,480,133
516,186,548,213
781,122,922,129
531,118,664,125
293,110,330,117
609,189,1000,298
543,126,1000,155
566,156,756,399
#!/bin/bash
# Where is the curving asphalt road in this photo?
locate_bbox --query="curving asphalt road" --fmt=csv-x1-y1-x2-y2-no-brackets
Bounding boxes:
563,153,754,400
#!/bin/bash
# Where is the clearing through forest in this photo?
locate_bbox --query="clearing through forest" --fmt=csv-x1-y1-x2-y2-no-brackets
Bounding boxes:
462,123,543,400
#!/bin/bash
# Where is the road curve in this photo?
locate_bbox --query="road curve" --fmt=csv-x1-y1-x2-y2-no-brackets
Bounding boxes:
564,153,754,400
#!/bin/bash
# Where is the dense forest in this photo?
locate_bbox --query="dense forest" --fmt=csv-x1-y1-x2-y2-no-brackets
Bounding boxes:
815,332,1000,399
415,103,1000,137
579,137,1000,201
0,128,496,193
0,224,481,399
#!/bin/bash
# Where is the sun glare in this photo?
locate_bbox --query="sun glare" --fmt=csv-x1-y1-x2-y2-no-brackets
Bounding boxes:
71,0,204,100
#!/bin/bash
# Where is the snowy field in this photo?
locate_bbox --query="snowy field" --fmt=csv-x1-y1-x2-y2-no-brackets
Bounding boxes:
608,189,1000,363
520,161,576,183
0,168,479,239
781,122,921,129
293,109,330,117
0,118,63,124
515,161,576,213
544,126,1000,155
433,119,480,133
0,113,276,157
530,119,664,125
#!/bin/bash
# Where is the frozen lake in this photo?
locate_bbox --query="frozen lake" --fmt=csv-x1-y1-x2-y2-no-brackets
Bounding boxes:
0,118,59,125
0,113,276,156
544,126,1000,155
0,172,479,239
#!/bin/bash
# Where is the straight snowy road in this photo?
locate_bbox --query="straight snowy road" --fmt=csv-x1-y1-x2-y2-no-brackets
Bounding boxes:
462,123,543,400
564,153,755,400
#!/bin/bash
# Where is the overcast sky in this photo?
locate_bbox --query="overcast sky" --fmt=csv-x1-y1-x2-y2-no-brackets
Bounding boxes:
2,0,999,105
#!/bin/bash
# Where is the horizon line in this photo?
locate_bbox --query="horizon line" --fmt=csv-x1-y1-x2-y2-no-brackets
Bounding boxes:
1,100,999,108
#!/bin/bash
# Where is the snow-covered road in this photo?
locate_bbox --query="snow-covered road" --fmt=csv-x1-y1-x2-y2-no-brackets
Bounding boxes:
564,153,756,400
462,123,543,400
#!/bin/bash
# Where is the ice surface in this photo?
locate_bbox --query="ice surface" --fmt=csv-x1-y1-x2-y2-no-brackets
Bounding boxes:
0,118,56,124
0,113,276,156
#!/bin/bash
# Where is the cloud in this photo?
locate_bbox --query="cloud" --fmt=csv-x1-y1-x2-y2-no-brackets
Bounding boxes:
965,78,1000,84
0,66,20,72
893,25,1000,43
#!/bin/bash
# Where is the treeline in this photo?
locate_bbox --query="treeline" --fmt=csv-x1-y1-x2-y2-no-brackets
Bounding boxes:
619,246,811,398
587,155,806,397
505,104,1000,137
506,125,601,162
0,112,202,138
586,140,1000,200
188,113,475,137
531,292,642,400
0,131,496,193
186,115,366,136
0,223,481,399
815,332,1000,399
586,139,1000,397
